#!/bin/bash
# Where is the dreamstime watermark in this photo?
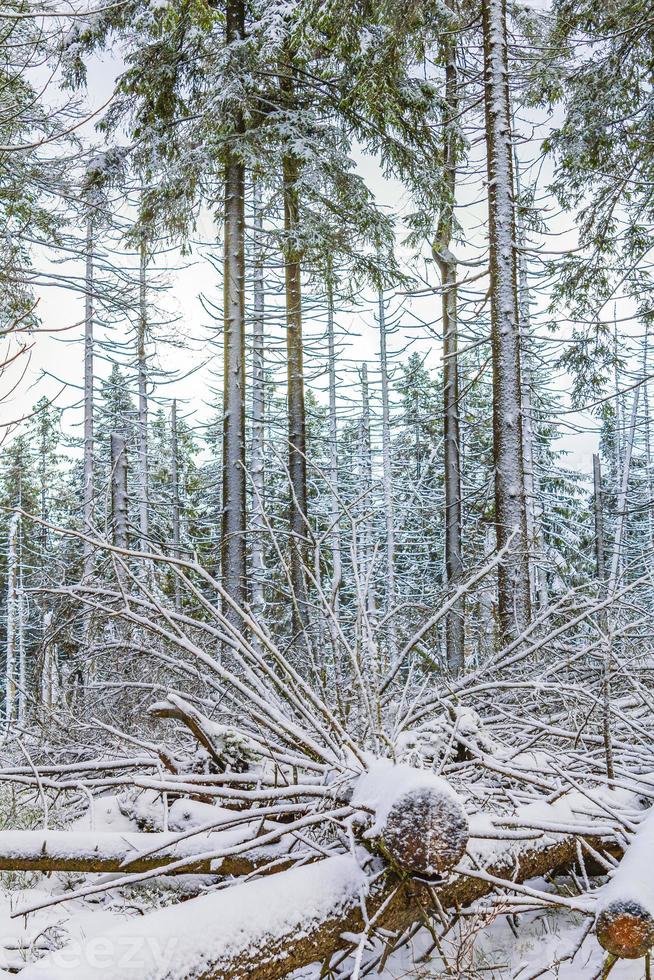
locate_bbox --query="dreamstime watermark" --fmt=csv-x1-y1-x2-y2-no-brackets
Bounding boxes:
29,935,180,972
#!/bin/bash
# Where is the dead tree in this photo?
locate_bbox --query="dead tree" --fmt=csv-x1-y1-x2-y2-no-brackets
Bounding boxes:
110,432,128,549
171,400,182,612
136,234,150,552
596,810,654,959
250,178,266,615
82,210,95,581
15,788,622,980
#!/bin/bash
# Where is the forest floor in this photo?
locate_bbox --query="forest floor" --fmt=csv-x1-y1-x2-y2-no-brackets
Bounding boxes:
0,785,646,980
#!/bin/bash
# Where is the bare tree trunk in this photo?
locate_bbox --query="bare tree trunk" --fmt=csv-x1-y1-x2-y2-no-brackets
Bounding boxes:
377,288,397,666
603,387,640,786
434,40,464,673
520,362,537,604
39,413,48,561
593,453,606,584
282,146,309,626
358,363,376,620
613,313,622,478
110,433,128,550
83,212,95,580
250,179,266,616
221,0,247,616
171,400,182,613
38,408,54,705
17,561,26,723
479,524,496,655
513,151,537,610
609,387,639,594
326,261,342,614
482,0,531,644
643,326,653,547
41,616,57,713
594,452,612,784
5,508,19,722
514,182,549,611
136,236,149,553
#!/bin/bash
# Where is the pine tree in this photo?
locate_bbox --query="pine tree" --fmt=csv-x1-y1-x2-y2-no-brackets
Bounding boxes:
482,0,531,643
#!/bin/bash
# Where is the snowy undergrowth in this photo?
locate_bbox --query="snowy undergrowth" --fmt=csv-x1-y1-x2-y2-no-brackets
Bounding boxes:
0,779,647,978
293,908,647,978
0,784,66,895
0,790,196,974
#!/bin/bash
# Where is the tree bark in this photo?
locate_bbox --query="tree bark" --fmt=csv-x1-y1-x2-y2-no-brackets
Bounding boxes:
221,0,248,616
282,146,309,627
593,453,606,584
643,327,654,547
378,287,397,666
83,212,95,581
514,151,548,611
326,261,342,614
17,561,26,723
136,236,149,553
110,433,128,550
250,179,266,616
608,387,639,595
358,362,376,621
0,830,275,877
171,399,182,613
5,508,19,721
434,38,464,673
482,0,531,645
602,387,640,785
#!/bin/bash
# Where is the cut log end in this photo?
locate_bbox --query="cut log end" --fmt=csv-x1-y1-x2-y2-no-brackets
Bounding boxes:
382,787,469,878
596,900,654,959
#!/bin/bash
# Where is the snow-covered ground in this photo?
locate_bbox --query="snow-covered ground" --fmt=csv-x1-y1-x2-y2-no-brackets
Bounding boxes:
0,791,647,979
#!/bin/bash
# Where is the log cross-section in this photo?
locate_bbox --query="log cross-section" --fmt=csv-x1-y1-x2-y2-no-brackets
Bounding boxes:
596,811,654,959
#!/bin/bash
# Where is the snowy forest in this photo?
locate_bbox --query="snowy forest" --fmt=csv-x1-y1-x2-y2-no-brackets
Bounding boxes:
1,0,654,976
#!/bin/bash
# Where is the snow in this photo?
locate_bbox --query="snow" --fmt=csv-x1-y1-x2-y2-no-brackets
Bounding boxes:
596,808,654,920
289,907,647,979
0,781,645,979
0,817,260,875
18,855,367,979
70,796,136,834
167,799,236,832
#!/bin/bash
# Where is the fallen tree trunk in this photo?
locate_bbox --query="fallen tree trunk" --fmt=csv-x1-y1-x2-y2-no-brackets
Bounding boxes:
0,762,469,882
596,810,654,958
18,824,619,979
16,764,471,978
0,829,268,876
351,758,469,876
